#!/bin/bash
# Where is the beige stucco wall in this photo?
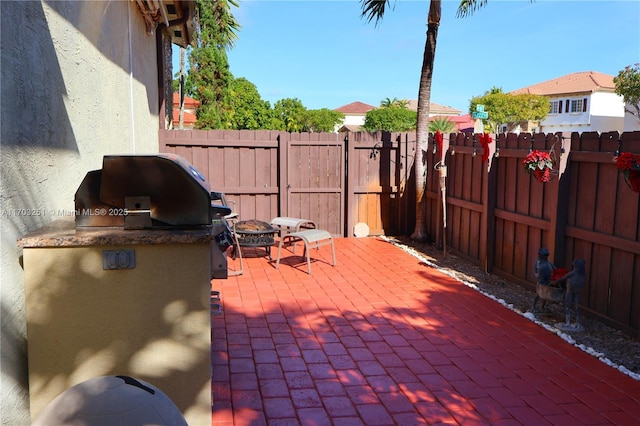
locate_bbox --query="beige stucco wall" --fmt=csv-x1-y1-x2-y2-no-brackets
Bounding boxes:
23,242,211,425
1,1,161,423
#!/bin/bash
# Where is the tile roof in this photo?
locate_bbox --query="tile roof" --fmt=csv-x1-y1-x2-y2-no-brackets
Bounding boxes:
432,114,475,132
172,109,197,126
334,101,377,114
338,124,365,132
406,100,461,115
335,100,462,116
510,71,616,96
172,93,200,127
172,92,201,109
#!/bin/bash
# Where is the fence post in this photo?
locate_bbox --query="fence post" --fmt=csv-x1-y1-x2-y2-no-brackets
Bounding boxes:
394,133,403,235
434,134,443,250
345,132,355,237
485,133,501,273
552,132,572,268
277,132,288,217
401,132,415,236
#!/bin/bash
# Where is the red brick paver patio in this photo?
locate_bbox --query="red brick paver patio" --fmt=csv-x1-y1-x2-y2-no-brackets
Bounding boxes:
211,238,640,425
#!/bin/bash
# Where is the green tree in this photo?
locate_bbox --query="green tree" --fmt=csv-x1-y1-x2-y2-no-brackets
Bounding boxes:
186,0,241,129
228,78,274,130
428,116,457,133
380,97,409,108
305,108,345,132
272,98,308,132
469,89,548,133
614,63,640,121
363,106,417,132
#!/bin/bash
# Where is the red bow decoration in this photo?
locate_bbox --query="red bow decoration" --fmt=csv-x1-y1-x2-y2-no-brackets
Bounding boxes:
435,130,444,160
479,133,493,162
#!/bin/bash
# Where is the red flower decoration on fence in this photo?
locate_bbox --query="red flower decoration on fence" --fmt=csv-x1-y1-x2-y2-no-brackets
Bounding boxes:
523,150,554,183
615,152,640,193
479,133,493,162
435,130,443,160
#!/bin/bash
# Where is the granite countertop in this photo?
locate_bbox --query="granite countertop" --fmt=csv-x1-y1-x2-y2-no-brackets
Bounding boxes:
18,218,214,248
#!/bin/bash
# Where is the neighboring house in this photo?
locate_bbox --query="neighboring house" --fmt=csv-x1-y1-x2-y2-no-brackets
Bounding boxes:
335,101,377,132
407,101,472,132
335,100,463,132
172,93,200,129
431,114,475,133
510,71,625,134
405,100,462,117
0,1,193,424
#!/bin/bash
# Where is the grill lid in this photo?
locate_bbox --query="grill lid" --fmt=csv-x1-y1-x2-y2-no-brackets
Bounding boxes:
75,154,212,229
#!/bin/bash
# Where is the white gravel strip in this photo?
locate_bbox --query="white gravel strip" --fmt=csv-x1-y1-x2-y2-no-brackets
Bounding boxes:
382,236,640,382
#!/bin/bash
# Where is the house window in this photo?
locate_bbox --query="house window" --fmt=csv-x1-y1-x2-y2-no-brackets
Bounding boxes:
549,100,560,114
571,99,584,112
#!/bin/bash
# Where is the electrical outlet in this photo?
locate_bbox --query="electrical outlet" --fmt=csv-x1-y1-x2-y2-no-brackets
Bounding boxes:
102,250,136,270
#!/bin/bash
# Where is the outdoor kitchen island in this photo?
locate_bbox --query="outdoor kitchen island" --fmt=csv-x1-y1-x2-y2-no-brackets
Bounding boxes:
19,217,213,425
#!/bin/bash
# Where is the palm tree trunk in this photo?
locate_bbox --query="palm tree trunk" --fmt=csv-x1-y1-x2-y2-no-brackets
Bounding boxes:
411,0,441,242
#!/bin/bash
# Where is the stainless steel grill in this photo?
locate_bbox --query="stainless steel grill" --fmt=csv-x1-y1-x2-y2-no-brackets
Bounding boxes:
74,154,234,278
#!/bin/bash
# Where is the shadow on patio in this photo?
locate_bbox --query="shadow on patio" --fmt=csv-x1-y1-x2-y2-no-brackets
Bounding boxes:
210,237,640,425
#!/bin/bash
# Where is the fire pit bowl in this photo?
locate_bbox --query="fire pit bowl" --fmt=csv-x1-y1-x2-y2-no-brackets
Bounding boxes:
234,220,277,258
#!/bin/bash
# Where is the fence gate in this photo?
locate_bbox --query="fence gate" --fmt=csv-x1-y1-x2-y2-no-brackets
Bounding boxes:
346,132,411,237
279,133,345,236
160,130,411,238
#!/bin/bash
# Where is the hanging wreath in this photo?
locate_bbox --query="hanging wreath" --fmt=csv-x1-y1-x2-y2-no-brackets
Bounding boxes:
615,152,640,193
523,150,554,183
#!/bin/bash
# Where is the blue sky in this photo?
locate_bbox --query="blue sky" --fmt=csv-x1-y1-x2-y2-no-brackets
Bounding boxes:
178,0,640,113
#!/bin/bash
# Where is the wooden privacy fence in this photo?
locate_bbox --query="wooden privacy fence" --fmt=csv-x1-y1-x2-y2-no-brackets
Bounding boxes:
160,129,413,237
426,130,640,336
160,129,640,336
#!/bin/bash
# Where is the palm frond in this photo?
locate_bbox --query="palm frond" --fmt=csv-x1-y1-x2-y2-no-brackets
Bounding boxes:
360,0,395,26
456,0,489,18
428,116,457,133
213,0,241,49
